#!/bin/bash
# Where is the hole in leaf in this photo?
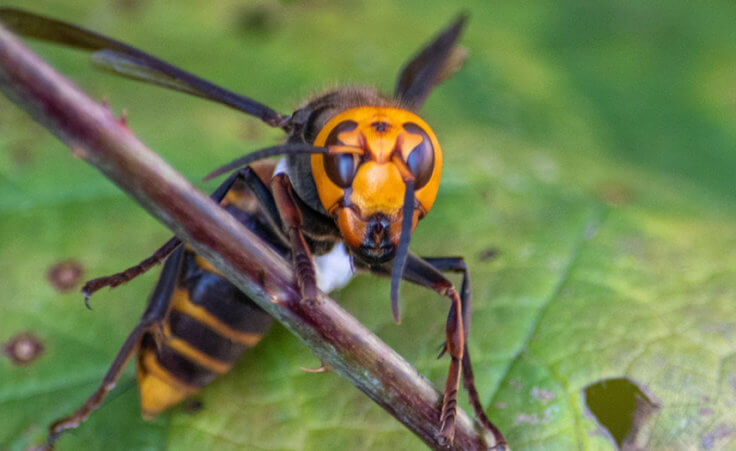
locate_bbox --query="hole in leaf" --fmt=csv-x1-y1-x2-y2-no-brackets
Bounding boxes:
583,377,659,448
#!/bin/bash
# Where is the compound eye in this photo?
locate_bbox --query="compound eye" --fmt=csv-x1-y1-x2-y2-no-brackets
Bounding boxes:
324,120,359,188
403,122,435,189
324,153,357,188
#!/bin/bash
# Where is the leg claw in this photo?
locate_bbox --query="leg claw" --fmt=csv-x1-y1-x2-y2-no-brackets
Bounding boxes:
438,416,456,447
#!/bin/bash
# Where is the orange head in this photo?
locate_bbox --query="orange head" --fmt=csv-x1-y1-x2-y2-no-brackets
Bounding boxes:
311,106,442,264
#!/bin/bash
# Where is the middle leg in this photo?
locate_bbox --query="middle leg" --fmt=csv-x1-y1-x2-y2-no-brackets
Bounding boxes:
82,165,287,300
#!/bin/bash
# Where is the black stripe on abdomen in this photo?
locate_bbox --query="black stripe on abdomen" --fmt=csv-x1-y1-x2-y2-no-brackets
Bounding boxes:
184,270,273,335
141,334,216,387
168,310,247,363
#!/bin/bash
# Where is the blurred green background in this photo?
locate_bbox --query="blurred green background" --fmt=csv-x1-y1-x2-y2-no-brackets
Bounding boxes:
2,0,736,449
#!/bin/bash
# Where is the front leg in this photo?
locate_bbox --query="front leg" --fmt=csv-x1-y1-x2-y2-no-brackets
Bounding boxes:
271,173,318,303
422,257,507,449
368,253,507,448
407,257,465,445
366,254,463,445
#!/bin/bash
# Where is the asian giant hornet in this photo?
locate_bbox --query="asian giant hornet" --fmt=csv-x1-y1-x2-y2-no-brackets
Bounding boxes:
0,7,508,449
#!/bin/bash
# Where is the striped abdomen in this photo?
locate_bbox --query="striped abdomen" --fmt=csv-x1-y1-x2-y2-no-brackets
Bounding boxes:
135,168,288,417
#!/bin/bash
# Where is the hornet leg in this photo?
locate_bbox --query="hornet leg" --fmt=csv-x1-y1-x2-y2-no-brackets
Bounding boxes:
45,247,185,448
82,166,287,299
270,173,318,303
370,253,507,448
422,257,507,449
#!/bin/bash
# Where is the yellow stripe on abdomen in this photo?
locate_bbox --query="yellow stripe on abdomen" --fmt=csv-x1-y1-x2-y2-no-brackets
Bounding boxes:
137,345,199,418
170,285,264,346
162,325,233,374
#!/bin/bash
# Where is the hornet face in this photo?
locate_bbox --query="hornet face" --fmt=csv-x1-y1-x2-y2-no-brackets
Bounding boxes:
311,106,442,265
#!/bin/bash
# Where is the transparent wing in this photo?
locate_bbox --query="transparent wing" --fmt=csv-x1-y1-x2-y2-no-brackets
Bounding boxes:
0,7,286,127
395,14,468,111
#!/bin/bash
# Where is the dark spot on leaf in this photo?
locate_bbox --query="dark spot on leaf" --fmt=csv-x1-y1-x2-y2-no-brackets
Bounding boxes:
235,4,280,35
112,0,147,12
595,182,633,206
183,398,204,414
584,378,659,449
240,119,263,141
479,185,495,204
702,424,734,450
10,144,34,167
2,333,44,366
477,247,499,261
47,260,84,292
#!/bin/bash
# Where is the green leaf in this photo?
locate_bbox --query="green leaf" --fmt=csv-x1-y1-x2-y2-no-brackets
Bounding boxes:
2,0,736,449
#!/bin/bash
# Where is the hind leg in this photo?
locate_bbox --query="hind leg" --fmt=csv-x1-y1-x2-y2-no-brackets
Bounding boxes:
44,247,185,448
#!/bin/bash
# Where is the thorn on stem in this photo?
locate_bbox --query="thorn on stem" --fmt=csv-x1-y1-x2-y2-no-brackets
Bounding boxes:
300,360,331,373
119,109,128,128
70,144,89,160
